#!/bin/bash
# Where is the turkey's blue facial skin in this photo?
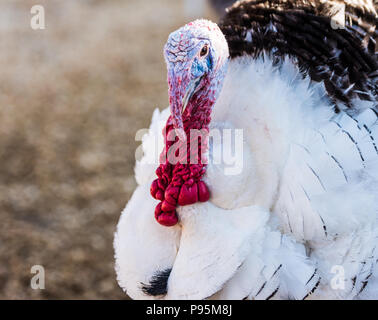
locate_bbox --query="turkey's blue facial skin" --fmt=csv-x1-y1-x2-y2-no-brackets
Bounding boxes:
191,57,207,79
165,38,212,84
190,48,213,80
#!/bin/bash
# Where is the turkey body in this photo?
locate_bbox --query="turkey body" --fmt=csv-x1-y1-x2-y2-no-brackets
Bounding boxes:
208,55,378,299
115,0,378,300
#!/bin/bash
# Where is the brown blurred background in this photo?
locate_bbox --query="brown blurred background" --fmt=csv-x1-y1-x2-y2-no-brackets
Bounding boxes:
0,0,218,299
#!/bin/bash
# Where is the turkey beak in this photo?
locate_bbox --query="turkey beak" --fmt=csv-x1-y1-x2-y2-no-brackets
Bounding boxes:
181,76,202,114
168,74,202,141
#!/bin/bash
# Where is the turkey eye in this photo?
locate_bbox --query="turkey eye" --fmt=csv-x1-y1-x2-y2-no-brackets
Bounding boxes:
200,45,209,57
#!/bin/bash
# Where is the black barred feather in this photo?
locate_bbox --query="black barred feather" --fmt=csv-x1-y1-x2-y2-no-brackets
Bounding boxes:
219,0,378,109
141,269,171,296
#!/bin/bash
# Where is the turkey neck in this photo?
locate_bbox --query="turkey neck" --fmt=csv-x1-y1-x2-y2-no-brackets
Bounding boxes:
166,74,219,164
151,64,228,227
150,79,217,227
182,81,214,133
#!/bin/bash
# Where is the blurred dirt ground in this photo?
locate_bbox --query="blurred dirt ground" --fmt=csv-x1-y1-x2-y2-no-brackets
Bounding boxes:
0,0,215,299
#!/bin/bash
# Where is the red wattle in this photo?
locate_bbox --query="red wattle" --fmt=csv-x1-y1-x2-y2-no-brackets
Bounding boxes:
155,189,164,201
155,208,178,227
165,186,179,205
198,180,210,202
155,202,178,227
157,179,166,190
151,83,213,227
154,202,163,219
157,211,178,227
150,179,159,198
178,183,198,206
162,200,176,212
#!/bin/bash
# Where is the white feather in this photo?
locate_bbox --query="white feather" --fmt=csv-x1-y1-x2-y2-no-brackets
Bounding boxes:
115,54,378,300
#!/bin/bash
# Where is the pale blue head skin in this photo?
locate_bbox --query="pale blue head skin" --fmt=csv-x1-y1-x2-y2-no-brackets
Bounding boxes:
164,20,230,132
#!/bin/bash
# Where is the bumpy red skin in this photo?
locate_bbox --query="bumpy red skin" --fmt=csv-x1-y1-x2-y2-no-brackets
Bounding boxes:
150,96,212,227
150,19,229,226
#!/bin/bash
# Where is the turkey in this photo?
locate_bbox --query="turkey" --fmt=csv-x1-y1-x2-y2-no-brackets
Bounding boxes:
114,0,378,300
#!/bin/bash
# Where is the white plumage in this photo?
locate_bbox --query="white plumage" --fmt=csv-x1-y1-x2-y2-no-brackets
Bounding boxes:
114,1,378,300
